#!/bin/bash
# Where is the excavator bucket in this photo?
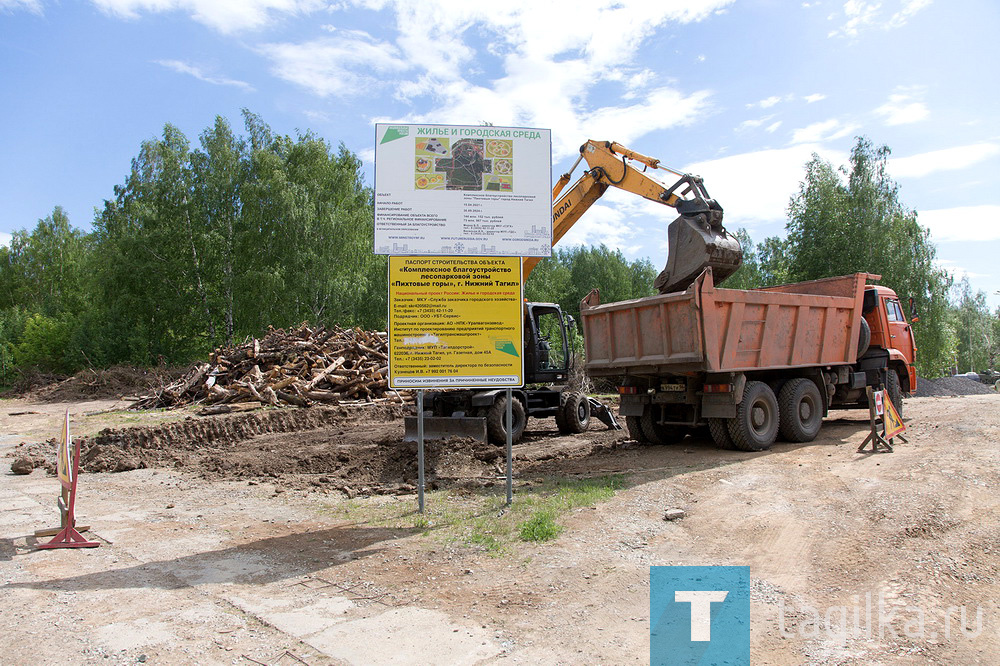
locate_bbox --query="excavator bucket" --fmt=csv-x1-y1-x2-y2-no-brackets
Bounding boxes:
403,416,488,443
655,213,743,294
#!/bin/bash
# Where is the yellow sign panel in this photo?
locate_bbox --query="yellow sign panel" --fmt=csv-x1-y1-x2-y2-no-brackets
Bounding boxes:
389,256,523,389
884,397,906,439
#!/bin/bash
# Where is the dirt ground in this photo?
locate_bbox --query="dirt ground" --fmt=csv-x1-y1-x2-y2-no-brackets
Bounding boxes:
2,393,999,665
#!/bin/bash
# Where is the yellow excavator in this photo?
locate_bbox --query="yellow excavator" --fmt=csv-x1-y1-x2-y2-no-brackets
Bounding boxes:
404,140,743,444
525,139,742,290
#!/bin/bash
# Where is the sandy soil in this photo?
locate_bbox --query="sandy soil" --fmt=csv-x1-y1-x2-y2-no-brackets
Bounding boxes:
2,394,998,665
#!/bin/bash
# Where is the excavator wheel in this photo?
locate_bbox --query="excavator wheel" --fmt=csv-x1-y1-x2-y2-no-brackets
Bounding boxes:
486,395,526,445
556,391,591,434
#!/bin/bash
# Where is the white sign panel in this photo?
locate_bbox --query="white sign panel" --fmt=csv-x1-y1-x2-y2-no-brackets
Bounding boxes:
374,124,552,257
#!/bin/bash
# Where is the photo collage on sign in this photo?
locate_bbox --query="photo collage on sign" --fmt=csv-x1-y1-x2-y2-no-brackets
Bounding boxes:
414,138,514,192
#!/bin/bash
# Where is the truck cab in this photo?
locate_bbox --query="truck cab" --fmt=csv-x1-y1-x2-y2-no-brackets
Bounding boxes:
862,285,918,395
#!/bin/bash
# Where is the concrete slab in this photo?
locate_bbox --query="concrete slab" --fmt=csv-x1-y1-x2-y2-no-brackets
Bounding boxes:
308,607,500,665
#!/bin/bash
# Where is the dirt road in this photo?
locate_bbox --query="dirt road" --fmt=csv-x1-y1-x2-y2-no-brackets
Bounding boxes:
2,394,998,664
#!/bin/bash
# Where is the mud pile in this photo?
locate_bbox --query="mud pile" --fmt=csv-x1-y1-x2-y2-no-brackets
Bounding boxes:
7,404,510,495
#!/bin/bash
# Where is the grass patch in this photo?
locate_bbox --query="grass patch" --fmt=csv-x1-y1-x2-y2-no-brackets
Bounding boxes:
518,510,562,542
322,474,625,555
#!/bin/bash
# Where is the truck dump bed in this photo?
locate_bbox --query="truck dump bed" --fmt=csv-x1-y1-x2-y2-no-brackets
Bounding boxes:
580,268,876,376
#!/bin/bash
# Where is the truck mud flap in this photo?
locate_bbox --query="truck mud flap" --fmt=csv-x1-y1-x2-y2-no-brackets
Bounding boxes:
588,398,622,430
403,416,488,443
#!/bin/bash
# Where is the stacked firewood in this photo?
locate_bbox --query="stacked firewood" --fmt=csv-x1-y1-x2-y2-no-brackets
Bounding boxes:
132,324,410,410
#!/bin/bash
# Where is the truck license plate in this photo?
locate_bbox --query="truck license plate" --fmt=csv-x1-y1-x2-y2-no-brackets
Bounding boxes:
660,383,685,392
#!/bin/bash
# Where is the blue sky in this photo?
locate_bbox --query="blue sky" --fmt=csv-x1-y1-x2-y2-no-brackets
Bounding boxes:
2,0,999,306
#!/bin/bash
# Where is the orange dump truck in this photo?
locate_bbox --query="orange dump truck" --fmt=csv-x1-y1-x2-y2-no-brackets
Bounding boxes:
580,268,917,451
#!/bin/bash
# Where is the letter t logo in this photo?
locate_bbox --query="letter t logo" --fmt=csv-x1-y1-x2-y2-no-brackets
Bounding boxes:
674,590,729,641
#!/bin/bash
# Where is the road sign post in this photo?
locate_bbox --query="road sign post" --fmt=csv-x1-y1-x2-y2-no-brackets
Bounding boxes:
376,123,551,512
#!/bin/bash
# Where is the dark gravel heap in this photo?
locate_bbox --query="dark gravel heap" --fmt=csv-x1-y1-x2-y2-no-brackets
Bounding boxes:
913,376,997,397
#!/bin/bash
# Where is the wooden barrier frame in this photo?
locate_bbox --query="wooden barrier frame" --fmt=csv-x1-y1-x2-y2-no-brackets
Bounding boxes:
37,438,99,549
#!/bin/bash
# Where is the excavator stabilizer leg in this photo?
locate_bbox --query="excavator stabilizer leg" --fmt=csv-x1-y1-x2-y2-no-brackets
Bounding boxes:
588,397,622,430
655,214,743,294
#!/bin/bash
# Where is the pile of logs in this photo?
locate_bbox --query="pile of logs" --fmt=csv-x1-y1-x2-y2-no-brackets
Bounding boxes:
132,324,410,410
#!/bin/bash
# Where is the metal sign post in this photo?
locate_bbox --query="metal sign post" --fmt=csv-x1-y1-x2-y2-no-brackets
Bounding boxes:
506,387,513,506
417,390,426,513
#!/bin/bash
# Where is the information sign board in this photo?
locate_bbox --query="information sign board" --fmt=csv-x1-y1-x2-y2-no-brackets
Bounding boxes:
388,256,523,389
374,124,552,257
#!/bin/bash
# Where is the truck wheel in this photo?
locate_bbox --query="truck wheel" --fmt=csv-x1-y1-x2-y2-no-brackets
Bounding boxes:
640,407,683,445
708,419,736,450
626,415,649,443
885,369,903,418
556,391,591,433
856,317,871,359
727,381,779,451
486,396,526,445
778,378,823,443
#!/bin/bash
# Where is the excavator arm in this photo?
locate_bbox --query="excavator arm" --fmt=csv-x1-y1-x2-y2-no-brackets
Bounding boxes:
524,140,742,293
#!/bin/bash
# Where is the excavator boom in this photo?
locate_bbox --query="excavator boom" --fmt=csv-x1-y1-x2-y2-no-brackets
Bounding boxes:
525,140,742,293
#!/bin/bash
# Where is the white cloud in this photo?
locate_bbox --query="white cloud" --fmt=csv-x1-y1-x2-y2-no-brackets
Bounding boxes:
790,118,859,144
92,0,327,33
155,60,254,91
935,259,988,281
888,0,933,28
738,115,775,131
874,86,928,125
765,121,782,133
890,143,1000,179
328,1,730,159
918,205,1000,242
683,144,848,226
804,93,826,103
302,109,330,123
558,201,633,251
0,231,12,248
0,0,42,13
828,0,933,38
748,95,783,109
259,34,409,97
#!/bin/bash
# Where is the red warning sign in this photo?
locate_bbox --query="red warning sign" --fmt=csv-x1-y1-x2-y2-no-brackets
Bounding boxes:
884,398,906,440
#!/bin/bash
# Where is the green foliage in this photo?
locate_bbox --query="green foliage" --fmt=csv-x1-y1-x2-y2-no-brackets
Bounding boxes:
518,510,562,542
90,111,380,364
784,137,953,376
12,313,74,373
526,245,656,325
0,307,30,385
0,206,90,315
952,277,996,373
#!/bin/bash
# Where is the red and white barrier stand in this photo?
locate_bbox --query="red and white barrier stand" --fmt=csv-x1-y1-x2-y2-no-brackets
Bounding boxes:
37,411,99,549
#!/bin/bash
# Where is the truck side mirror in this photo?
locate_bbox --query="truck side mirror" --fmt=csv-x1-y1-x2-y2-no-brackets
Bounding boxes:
909,297,919,323
565,314,576,329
